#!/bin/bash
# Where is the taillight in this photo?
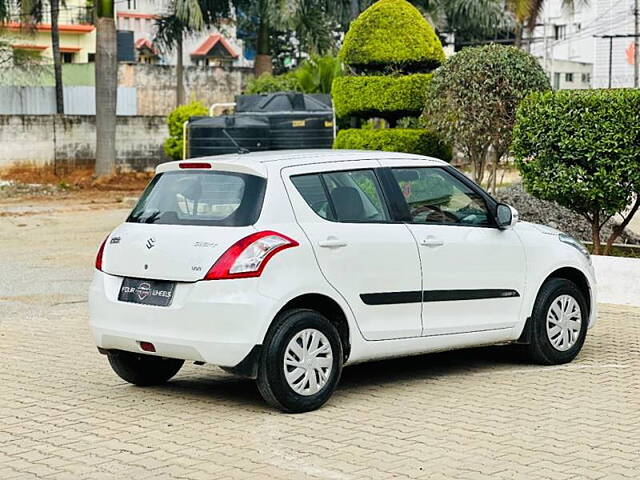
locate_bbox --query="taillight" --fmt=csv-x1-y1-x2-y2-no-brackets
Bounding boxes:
95,236,108,271
204,231,298,280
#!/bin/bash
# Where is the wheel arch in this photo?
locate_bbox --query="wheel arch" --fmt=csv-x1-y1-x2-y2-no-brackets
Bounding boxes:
273,293,351,362
518,266,592,344
543,267,592,317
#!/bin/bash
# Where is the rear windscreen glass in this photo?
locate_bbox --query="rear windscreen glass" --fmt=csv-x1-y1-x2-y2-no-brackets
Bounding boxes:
127,171,266,226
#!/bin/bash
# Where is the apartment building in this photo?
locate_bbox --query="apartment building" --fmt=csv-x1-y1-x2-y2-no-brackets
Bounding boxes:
530,0,638,89
1,0,95,64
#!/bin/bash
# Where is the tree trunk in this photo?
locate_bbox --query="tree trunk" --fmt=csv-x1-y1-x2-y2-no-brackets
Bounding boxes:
50,0,64,114
514,23,523,48
603,196,640,256
591,211,601,255
94,3,117,177
254,15,272,76
176,35,185,107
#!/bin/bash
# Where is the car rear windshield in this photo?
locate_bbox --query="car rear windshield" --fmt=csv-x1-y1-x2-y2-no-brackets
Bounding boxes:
127,170,266,226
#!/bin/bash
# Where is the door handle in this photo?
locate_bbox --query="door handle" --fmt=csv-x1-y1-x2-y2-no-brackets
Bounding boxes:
420,237,444,247
318,237,347,248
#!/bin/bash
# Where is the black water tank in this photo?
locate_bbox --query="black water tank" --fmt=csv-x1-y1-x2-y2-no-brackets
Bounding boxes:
235,92,334,150
188,115,271,158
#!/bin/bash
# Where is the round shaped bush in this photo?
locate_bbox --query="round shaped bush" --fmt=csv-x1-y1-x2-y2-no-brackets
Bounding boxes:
332,73,432,119
339,0,445,72
334,128,452,161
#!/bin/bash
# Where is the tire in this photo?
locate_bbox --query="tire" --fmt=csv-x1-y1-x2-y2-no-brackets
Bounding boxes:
525,278,589,365
257,309,343,413
107,351,184,386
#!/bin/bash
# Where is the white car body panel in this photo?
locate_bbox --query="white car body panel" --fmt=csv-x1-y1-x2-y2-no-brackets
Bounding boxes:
89,150,597,371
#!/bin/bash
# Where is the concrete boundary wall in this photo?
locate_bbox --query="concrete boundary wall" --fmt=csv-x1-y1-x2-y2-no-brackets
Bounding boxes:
0,115,168,170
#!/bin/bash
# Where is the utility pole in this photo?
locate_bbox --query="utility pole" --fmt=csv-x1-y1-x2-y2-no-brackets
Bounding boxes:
635,0,639,87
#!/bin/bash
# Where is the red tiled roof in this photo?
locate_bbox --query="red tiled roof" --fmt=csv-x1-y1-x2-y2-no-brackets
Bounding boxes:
191,34,238,58
117,12,157,19
11,44,48,51
3,22,94,33
135,38,157,55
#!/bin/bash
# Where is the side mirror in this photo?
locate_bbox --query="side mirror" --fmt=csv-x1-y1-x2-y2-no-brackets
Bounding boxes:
496,203,519,229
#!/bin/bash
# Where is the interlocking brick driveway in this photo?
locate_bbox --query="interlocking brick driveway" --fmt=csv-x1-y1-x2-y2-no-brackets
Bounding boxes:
1,206,639,479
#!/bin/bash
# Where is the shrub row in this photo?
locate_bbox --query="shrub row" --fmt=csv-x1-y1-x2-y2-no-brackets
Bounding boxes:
334,128,452,161
332,73,432,119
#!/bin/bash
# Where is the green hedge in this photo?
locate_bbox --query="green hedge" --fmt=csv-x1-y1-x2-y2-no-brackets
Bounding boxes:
334,128,452,161
332,73,432,119
164,101,208,160
340,0,445,71
512,89,640,223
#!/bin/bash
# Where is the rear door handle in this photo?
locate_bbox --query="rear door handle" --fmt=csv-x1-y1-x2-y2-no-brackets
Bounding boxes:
420,237,444,247
318,237,348,248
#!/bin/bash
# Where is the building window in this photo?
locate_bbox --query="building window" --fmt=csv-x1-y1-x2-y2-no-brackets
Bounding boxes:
61,52,74,63
554,25,567,40
565,73,574,82
581,73,591,84
88,53,95,62
553,72,561,90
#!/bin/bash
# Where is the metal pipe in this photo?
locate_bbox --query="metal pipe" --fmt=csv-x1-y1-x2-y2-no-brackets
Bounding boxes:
182,120,189,160
209,102,236,117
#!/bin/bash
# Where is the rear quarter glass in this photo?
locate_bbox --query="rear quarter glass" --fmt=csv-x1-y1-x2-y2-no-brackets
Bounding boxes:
127,171,266,227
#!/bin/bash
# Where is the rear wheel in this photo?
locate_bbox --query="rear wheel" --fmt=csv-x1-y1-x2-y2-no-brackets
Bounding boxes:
257,309,343,413
524,278,588,365
107,351,184,386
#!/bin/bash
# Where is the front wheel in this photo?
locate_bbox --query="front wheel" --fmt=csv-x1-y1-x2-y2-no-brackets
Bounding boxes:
525,278,589,365
257,309,343,413
107,351,184,386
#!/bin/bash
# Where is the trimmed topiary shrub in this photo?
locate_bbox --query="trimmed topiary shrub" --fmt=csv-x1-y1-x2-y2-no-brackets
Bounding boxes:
423,44,550,190
332,74,432,119
512,89,640,255
335,128,452,161
164,101,208,160
333,0,448,158
339,0,445,72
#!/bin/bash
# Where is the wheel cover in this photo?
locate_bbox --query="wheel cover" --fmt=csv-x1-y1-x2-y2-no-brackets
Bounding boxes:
546,294,582,352
283,328,333,396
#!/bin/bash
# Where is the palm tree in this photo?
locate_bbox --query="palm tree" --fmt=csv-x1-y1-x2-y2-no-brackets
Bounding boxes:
0,0,64,113
236,0,352,76
94,0,117,176
156,0,231,107
507,0,587,47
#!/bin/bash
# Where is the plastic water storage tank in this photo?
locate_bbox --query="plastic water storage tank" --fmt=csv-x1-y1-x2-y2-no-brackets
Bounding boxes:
187,115,271,158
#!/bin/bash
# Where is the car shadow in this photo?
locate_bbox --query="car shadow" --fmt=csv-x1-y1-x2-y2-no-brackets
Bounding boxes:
147,344,531,410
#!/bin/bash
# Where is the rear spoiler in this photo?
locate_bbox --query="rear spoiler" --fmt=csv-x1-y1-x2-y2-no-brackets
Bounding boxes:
156,160,267,178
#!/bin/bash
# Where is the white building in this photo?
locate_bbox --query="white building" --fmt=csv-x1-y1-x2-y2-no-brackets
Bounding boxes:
115,0,252,68
530,0,638,89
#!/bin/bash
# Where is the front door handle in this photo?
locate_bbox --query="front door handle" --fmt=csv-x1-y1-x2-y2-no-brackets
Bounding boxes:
420,237,444,247
318,237,347,248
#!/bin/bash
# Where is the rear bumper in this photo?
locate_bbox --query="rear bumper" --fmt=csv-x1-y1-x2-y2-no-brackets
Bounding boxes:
88,271,275,366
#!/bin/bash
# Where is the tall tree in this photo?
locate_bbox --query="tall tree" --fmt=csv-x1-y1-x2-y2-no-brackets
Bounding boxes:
0,0,65,113
156,0,231,107
94,0,117,176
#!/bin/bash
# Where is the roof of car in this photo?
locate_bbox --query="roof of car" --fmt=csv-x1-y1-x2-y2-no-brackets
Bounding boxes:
156,149,448,176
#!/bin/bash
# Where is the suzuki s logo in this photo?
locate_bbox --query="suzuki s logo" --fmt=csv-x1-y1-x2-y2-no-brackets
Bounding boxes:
135,282,151,301
146,237,156,249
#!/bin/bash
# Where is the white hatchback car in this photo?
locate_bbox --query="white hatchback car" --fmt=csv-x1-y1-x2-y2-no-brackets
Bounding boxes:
90,150,596,412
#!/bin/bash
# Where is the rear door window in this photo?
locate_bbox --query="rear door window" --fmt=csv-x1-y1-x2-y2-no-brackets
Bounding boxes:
291,169,390,223
127,171,266,226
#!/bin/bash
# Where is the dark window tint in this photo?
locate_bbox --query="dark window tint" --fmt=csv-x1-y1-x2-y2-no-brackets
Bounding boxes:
323,170,389,222
391,168,490,226
291,169,390,223
127,171,265,226
290,174,334,220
